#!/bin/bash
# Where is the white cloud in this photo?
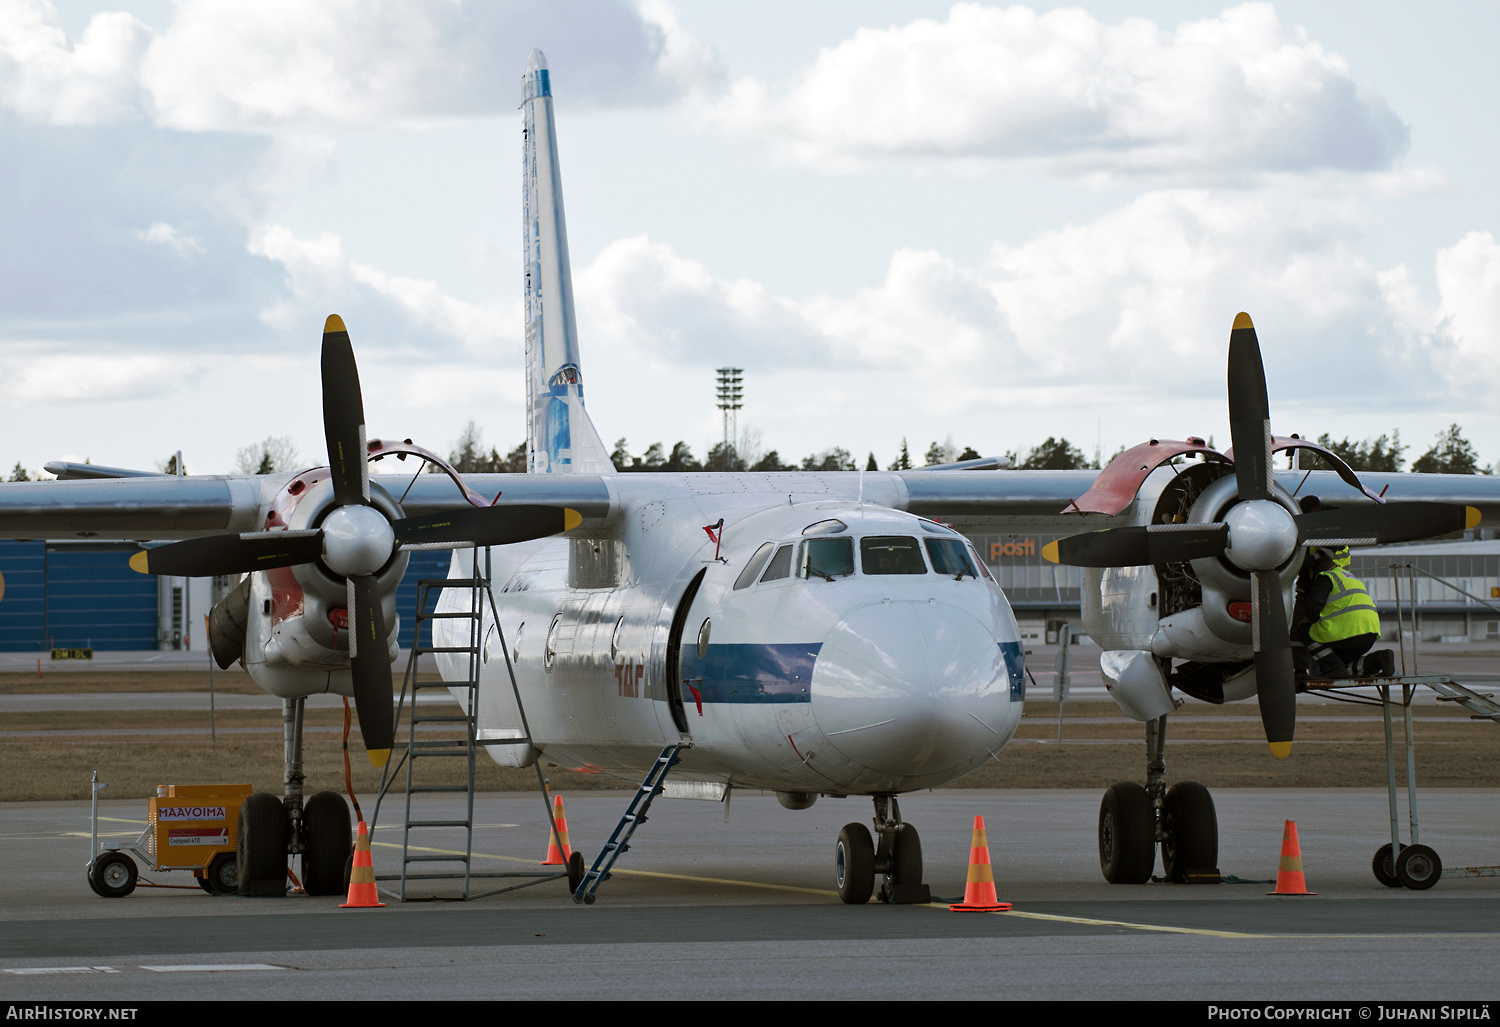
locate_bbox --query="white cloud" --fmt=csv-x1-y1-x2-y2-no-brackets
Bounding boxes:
575,188,1480,421
1,0,721,131
248,223,516,357
0,0,151,124
0,342,208,403
133,221,203,256
709,2,1408,177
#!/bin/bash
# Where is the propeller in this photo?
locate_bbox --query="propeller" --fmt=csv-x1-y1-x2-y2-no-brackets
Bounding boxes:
1045,312,1480,760
131,314,580,766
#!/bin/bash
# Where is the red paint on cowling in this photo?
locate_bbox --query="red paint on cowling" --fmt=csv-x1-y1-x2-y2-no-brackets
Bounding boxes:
266,565,304,625
1062,440,1228,516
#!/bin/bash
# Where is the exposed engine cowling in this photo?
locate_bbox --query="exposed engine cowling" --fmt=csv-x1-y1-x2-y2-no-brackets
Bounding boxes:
208,575,251,670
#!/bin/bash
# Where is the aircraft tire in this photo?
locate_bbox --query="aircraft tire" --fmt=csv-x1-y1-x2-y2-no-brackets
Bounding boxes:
567,850,586,893
237,792,288,897
301,791,352,897
1160,781,1217,883
1098,782,1155,884
205,852,238,895
892,825,923,887
1396,843,1441,890
1372,843,1404,888
90,851,138,898
836,823,875,904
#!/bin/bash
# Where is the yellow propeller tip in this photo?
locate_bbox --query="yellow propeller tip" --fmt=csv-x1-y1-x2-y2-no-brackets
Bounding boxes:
367,748,391,768
563,508,582,532
1041,540,1059,564
1466,506,1481,529
128,550,150,574
324,313,347,334
1233,312,1254,330
1268,741,1292,759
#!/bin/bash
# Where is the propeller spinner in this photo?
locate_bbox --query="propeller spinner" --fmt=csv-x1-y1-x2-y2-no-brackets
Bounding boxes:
131,315,582,766
1044,313,1479,759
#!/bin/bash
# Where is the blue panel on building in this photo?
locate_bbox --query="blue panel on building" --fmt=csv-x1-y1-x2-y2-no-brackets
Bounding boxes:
44,545,158,651
396,549,456,650
0,541,46,652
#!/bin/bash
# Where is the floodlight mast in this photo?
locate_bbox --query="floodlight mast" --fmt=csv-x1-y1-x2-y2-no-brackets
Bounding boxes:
715,367,743,453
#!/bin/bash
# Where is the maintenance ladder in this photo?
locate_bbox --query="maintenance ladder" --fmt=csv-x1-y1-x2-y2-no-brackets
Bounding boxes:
371,553,568,901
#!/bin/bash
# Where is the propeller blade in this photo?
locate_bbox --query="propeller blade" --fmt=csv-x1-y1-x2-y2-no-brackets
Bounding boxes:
321,314,370,508
1251,568,1295,758
393,505,582,549
129,530,323,577
1227,312,1273,503
347,573,393,767
1041,523,1228,568
1297,504,1479,547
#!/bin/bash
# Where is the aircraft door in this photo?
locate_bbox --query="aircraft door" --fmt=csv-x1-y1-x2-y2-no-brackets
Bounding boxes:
663,568,707,735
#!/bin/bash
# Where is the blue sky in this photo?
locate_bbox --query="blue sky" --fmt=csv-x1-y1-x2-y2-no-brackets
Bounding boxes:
3,1,1497,475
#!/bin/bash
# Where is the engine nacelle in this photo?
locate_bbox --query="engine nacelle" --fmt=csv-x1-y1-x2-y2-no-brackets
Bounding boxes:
253,472,407,672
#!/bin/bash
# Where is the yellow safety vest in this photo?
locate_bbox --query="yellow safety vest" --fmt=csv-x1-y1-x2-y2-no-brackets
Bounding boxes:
1308,567,1380,643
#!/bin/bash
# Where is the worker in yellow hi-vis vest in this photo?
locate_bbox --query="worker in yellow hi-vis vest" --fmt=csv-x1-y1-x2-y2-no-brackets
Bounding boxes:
1294,546,1381,675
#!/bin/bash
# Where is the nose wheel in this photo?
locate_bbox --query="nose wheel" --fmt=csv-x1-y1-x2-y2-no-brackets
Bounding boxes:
835,795,930,904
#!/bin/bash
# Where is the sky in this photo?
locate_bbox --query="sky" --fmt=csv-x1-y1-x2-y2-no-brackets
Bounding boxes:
2,0,1498,477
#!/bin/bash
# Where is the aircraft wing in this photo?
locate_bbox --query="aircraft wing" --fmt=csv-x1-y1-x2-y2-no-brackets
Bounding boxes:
3,466,1499,542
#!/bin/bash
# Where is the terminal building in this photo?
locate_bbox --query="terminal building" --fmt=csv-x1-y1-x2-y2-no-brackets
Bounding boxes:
1,533,1496,654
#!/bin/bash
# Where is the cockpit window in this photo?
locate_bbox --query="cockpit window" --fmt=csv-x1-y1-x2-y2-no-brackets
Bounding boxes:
918,518,958,535
860,536,927,575
760,544,794,582
735,542,777,590
925,537,978,578
802,518,848,535
799,537,854,580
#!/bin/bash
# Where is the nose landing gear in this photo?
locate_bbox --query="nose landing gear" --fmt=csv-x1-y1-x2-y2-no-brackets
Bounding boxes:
836,795,931,904
1098,713,1219,884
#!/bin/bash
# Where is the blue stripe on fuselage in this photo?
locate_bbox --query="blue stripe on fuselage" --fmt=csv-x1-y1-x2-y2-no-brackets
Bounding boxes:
1000,641,1025,701
680,642,821,704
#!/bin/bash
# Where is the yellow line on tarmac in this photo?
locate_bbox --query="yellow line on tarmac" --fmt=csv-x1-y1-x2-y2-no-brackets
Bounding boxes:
370,840,838,898
996,909,1268,938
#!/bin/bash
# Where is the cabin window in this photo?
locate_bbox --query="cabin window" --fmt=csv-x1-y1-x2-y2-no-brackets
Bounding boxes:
735,542,777,589
802,518,848,535
925,537,978,578
610,616,624,660
697,618,711,658
799,537,854,580
544,614,561,670
860,536,927,575
761,544,794,582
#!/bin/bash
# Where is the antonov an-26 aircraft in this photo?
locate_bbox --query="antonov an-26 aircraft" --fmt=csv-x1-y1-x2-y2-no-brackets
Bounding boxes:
4,51,1498,903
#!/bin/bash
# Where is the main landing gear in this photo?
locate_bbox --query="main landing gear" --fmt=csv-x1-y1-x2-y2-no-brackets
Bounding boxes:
1098,713,1219,884
836,795,930,904
238,697,354,897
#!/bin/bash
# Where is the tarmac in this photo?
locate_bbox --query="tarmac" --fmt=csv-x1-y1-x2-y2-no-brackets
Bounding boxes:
1,788,1497,1001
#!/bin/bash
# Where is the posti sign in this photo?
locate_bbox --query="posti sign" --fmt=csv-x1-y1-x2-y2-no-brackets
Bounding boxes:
989,539,1038,560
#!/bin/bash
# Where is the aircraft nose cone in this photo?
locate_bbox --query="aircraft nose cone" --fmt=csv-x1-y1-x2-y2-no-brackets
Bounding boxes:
811,600,1014,778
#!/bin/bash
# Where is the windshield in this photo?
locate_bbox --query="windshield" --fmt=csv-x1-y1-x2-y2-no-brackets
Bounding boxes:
799,537,854,580
860,536,927,575
925,537,978,578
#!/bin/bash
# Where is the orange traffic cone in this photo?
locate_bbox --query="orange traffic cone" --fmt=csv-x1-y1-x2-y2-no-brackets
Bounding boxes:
1268,819,1316,896
950,815,1012,912
340,820,385,908
540,795,572,865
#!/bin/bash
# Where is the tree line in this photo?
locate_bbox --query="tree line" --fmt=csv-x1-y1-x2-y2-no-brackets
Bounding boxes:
4,423,1489,483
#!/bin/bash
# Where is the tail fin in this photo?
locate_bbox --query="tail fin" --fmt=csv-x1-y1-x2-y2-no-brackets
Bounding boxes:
521,50,614,474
